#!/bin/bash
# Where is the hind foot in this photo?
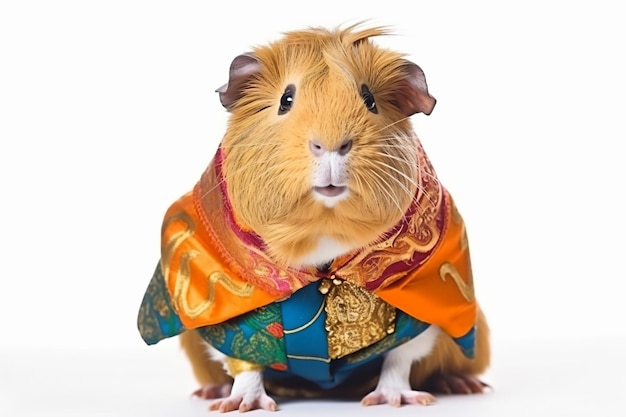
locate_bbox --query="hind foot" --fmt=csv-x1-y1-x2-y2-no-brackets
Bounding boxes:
428,374,490,395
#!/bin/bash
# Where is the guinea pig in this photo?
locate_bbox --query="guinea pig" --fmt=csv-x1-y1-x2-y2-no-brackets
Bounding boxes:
137,23,491,413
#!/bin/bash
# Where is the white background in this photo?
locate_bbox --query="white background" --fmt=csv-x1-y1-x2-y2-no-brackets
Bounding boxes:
1,1,625,416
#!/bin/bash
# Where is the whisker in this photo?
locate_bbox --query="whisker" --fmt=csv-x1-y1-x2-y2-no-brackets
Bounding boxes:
373,142,443,186
372,116,411,136
417,168,440,184
197,159,292,202
368,158,438,212
366,164,429,219
360,168,405,218
371,150,415,167
220,142,282,150
367,159,416,200
352,167,366,198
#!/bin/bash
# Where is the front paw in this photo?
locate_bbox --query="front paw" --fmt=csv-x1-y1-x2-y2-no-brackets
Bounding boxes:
207,370,277,413
361,388,436,407
208,393,277,413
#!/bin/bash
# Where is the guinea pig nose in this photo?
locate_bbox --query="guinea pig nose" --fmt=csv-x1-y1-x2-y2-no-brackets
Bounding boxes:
309,140,325,157
309,139,353,157
338,139,352,156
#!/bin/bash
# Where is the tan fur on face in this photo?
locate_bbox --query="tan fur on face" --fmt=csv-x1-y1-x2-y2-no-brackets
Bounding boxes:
221,25,421,266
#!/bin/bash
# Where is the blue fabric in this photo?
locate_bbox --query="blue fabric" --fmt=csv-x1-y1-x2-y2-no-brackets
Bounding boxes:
201,282,433,389
279,282,333,384
453,326,476,359
137,263,185,345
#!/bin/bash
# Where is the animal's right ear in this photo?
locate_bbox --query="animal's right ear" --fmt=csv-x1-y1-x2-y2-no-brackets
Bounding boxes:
215,53,262,111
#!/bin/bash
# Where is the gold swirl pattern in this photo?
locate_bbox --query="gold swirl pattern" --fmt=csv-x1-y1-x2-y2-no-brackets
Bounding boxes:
438,200,474,302
161,211,196,280
174,269,254,320
163,210,254,320
439,262,474,302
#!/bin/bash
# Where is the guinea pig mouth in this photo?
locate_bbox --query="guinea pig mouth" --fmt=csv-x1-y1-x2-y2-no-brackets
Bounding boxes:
313,185,347,197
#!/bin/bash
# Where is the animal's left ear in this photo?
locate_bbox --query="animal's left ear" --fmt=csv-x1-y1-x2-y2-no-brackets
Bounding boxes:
391,60,437,116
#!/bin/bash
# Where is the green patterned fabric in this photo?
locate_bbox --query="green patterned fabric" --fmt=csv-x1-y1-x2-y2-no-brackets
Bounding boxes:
196,304,288,369
137,263,186,345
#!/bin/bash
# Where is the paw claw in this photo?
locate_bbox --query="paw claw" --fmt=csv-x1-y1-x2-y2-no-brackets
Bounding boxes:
412,392,436,405
208,398,236,413
261,397,278,412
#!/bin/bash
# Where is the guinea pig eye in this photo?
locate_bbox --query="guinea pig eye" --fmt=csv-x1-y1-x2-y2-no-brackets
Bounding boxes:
361,84,378,114
278,84,296,115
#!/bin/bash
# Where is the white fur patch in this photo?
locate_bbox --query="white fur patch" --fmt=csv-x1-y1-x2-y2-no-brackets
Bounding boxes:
311,149,350,207
313,151,349,187
204,341,276,411
375,325,440,391
294,236,353,267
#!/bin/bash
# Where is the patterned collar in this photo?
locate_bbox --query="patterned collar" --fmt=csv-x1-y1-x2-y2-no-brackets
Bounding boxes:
194,144,446,296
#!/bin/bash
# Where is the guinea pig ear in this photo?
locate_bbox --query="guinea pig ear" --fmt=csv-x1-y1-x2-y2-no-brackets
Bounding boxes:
392,60,437,116
215,53,262,111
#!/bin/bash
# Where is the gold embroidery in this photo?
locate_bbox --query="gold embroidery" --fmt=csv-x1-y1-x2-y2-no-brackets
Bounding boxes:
322,279,396,359
174,270,254,319
224,356,263,376
439,262,474,302
161,211,196,279
440,199,474,301
163,210,254,319
286,354,332,363
337,151,443,288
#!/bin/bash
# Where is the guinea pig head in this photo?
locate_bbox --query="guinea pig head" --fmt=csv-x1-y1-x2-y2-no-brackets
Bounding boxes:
216,25,436,267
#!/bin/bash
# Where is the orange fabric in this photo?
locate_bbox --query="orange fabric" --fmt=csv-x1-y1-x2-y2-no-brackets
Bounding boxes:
160,191,277,330
375,197,477,338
